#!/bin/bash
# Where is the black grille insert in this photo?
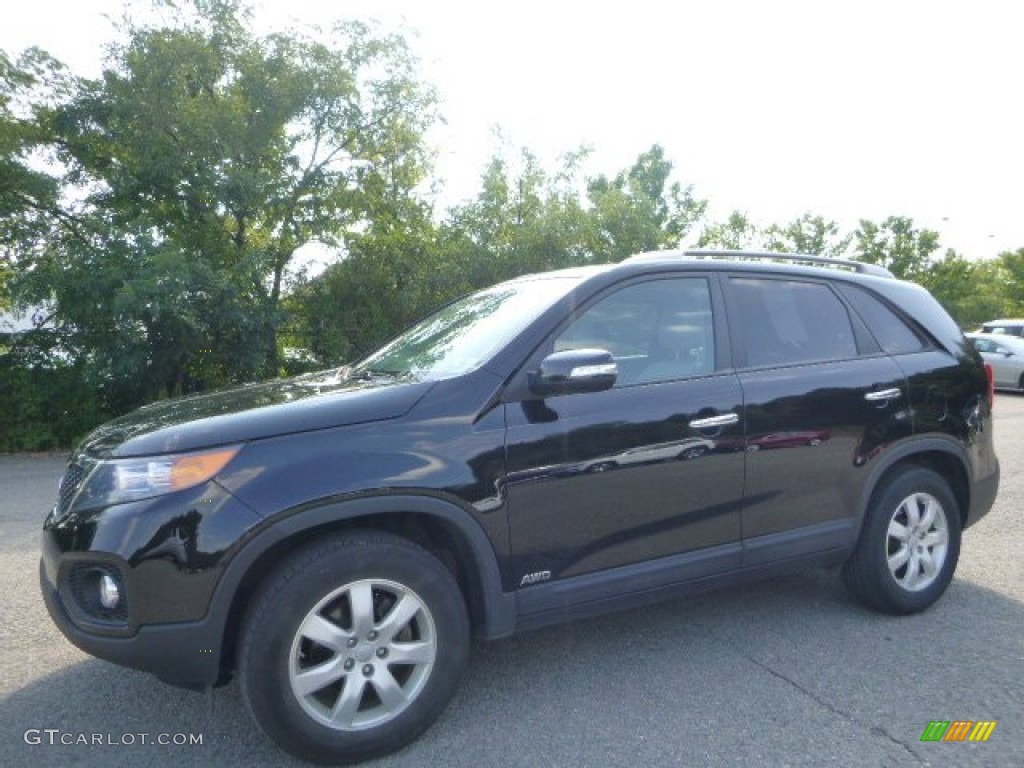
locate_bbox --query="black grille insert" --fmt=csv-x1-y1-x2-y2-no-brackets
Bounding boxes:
56,463,85,518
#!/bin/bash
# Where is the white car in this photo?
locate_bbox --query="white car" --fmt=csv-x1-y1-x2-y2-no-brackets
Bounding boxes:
967,332,1024,390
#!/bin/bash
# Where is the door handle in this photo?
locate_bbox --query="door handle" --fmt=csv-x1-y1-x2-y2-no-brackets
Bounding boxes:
864,388,902,403
690,413,739,429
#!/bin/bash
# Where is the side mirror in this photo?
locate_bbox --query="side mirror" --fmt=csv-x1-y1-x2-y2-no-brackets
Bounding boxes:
530,348,618,396
1003,349,1014,357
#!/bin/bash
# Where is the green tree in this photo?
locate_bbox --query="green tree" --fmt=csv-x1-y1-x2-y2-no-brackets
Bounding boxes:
996,247,1024,314
586,145,706,261
15,0,435,404
0,48,64,313
442,148,593,285
696,211,758,249
943,257,1010,328
853,216,941,281
762,213,851,258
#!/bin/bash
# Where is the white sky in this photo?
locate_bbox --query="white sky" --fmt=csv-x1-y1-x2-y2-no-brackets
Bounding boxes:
2,0,1022,260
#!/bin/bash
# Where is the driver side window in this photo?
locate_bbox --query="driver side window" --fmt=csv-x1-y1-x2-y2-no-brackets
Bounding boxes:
553,278,715,387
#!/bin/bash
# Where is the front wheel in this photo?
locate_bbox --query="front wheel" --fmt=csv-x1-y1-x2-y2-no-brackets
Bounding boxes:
842,467,962,615
239,531,469,764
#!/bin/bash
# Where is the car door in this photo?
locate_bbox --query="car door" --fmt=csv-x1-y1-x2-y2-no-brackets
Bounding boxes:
724,275,913,566
503,275,746,616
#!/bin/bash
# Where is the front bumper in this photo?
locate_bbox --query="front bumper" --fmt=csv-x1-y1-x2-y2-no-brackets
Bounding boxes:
39,479,261,688
40,559,223,689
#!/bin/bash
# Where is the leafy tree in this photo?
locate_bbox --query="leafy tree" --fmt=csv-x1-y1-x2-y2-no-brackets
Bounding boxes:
0,48,65,313
696,211,758,249
586,145,706,261
916,249,977,325
996,247,1024,314
944,257,1011,328
853,216,940,281
15,0,435,404
762,213,851,258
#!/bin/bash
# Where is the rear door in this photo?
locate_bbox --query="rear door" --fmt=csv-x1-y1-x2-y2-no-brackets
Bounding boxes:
724,275,912,566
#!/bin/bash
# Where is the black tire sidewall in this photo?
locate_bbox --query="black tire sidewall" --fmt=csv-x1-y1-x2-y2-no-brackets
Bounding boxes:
240,533,469,764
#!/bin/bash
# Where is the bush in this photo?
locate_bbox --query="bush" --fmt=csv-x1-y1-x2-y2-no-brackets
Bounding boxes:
0,346,109,452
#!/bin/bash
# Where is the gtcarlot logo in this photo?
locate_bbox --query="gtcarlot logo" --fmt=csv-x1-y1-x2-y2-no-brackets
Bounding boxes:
24,729,203,747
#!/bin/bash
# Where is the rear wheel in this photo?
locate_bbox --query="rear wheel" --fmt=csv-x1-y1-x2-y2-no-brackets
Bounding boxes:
842,467,962,614
239,531,469,764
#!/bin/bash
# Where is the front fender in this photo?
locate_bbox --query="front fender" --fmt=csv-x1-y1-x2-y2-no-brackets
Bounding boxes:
209,494,517,649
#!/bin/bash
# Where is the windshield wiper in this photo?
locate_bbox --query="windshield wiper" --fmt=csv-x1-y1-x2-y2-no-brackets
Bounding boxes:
350,368,406,381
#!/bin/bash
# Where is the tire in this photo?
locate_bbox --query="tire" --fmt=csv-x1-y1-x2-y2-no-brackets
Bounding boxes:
842,467,962,615
239,531,470,764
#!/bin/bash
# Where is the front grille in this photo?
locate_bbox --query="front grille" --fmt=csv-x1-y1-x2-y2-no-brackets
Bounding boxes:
56,463,86,518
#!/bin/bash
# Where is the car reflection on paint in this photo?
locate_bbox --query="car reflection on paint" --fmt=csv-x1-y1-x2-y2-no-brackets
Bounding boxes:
583,437,717,473
745,430,830,451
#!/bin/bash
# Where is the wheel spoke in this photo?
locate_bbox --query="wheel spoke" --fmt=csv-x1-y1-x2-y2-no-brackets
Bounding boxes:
293,657,347,698
922,529,948,548
348,582,375,636
888,545,910,572
371,667,409,713
903,552,921,589
920,497,940,529
903,498,921,528
300,614,352,652
328,676,366,728
388,640,436,665
377,593,420,641
920,549,939,579
887,520,910,542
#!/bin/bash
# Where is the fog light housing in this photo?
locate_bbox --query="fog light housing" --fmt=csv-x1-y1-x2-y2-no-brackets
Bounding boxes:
67,563,128,623
99,573,121,610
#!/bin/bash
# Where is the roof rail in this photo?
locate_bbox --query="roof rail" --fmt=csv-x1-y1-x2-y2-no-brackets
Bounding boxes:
624,249,894,278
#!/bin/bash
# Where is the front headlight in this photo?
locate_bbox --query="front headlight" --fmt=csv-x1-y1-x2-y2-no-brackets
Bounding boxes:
71,445,241,511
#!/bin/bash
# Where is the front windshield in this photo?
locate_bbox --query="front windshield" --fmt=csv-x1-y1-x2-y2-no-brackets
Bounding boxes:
354,276,583,380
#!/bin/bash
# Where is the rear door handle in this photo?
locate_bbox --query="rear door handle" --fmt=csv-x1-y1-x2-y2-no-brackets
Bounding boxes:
690,413,740,429
865,388,902,402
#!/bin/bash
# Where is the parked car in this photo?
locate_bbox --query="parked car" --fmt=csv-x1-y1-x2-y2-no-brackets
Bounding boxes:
745,429,830,450
41,250,999,764
967,332,1024,390
978,318,1024,336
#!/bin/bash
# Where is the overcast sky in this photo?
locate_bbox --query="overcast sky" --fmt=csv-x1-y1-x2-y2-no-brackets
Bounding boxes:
2,0,1021,260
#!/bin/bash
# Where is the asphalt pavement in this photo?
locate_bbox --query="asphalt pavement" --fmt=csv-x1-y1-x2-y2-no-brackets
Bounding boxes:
1,398,1022,767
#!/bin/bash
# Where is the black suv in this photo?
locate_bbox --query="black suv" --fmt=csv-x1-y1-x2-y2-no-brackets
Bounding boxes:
41,250,999,764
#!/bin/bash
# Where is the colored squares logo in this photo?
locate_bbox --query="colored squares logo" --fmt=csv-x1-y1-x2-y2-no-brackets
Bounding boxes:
920,720,997,742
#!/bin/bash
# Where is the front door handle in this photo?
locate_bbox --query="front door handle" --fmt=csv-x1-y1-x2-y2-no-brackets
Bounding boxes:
690,413,740,429
865,388,902,403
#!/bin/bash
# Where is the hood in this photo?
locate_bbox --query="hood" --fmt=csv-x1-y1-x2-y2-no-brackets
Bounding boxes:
79,369,434,458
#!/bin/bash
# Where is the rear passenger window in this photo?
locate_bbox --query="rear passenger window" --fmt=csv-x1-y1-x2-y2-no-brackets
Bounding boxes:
731,278,857,367
838,284,925,354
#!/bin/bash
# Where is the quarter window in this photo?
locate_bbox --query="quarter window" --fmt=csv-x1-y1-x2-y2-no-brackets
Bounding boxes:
838,284,926,355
